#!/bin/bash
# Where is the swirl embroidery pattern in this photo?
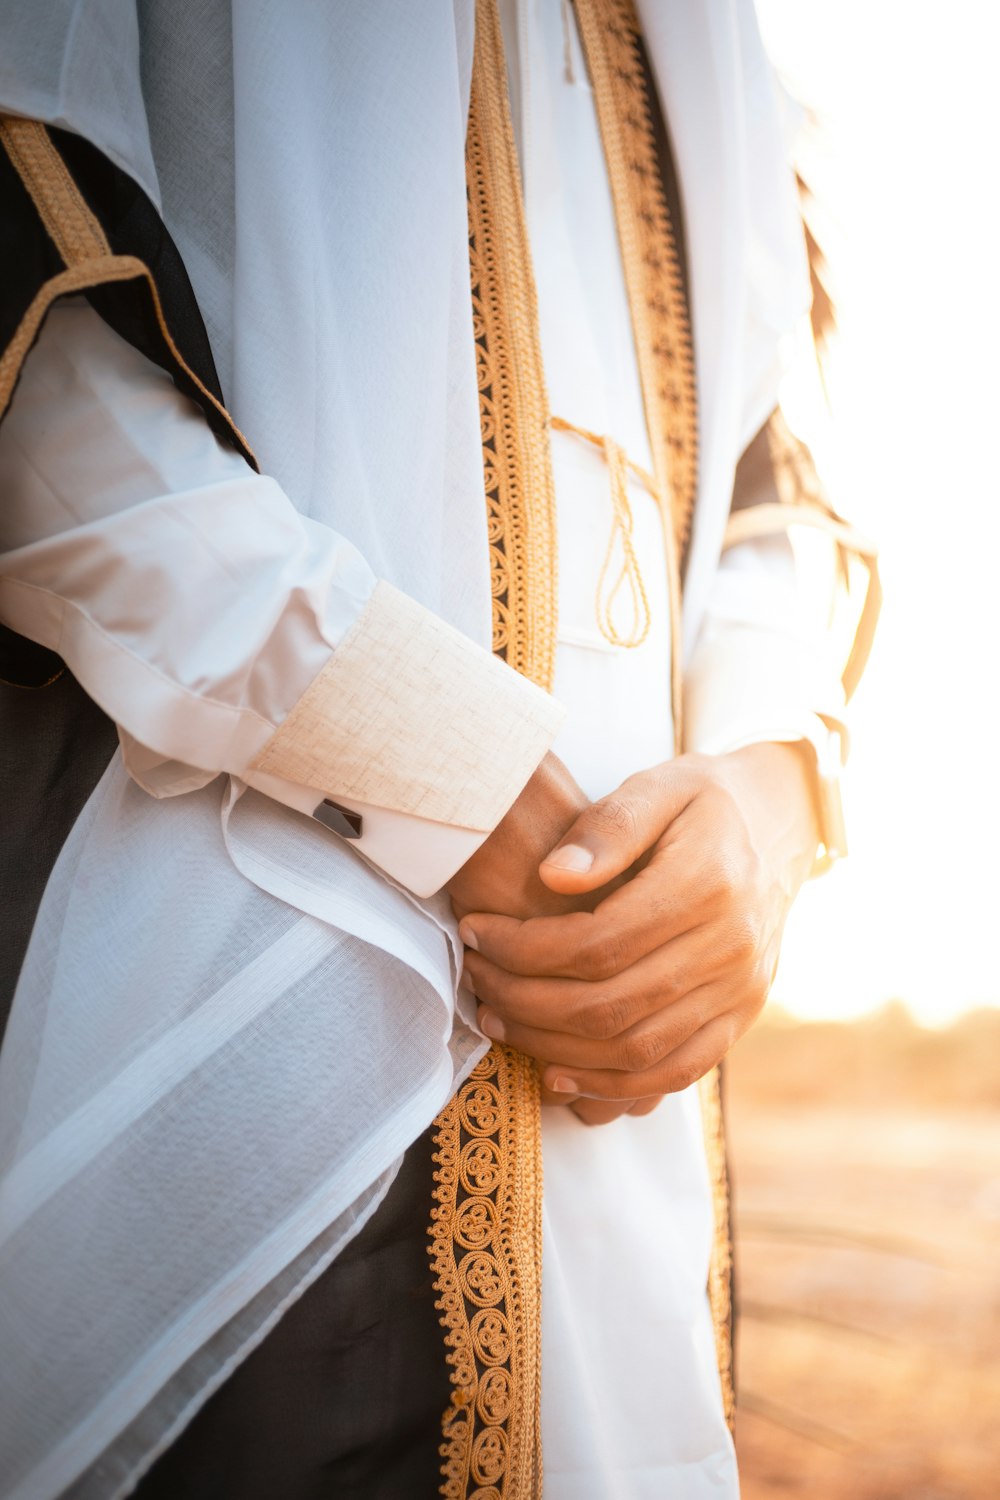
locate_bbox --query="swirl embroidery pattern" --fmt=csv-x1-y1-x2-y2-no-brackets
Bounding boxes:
428,1,555,1494
429,1046,543,1499
465,0,558,694
570,0,698,562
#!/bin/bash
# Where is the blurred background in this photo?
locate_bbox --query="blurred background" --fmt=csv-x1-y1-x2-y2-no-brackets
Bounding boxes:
731,3,1000,1494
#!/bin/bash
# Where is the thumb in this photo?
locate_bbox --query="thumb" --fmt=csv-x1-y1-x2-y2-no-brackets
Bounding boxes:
538,767,694,894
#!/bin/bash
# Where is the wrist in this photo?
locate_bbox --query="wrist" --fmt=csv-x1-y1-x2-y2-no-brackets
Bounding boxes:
447,752,590,920
721,740,821,895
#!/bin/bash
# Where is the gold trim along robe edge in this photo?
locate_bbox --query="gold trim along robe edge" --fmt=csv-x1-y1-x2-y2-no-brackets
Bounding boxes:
0,7,734,1491
427,2,556,1494
428,1,732,1496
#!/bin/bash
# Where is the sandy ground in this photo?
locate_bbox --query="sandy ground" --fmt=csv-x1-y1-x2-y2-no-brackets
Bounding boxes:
727,1008,1000,1500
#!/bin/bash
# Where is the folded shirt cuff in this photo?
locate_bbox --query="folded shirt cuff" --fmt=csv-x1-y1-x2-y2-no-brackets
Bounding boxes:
245,579,565,895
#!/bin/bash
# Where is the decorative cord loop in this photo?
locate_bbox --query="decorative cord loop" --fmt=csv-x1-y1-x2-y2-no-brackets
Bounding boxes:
550,414,658,648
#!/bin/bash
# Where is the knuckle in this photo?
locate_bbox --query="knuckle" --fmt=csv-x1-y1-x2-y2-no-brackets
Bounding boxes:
717,911,758,967
471,964,509,1006
577,993,628,1039
657,967,683,1005
590,795,640,843
465,962,494,1003
577,931,630,983
693,856,724,908
604,990,636,1038
709,858,740,903
619,1028,663,1074
663,1005,698,1053
665,1056,704,1094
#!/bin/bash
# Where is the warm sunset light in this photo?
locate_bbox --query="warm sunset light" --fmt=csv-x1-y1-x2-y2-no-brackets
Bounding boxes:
727,12,1000,1497
758,0,1000,1026
1,6,995,1499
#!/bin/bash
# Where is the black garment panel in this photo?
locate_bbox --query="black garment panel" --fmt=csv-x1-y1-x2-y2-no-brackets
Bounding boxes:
131,1127,452,1500
0,671,119,1041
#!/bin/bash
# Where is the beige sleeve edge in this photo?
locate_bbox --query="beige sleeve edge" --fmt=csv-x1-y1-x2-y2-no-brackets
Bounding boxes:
250,580,564,832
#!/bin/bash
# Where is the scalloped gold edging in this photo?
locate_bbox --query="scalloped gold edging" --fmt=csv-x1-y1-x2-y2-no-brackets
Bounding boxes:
466,0,559,694
428,0,555,1492
429,1046,543,1499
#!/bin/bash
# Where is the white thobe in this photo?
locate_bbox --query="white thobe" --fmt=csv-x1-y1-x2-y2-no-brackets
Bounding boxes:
505,3,735,1491
0,5,846,1496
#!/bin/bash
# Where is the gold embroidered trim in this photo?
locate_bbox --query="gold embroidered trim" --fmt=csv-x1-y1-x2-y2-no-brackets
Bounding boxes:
698,1065,736,1429
0,117,257,465
569,0,698,551
571,0,698,737
466,0,559,693
428,1,555,1493
429,1046,544,1499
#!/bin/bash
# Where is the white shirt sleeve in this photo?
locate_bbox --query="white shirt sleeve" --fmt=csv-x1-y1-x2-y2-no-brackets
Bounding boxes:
683,527,849,869
683,528,847,756
0,300,563,896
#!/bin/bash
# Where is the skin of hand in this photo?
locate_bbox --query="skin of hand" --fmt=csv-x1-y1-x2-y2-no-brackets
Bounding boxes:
458,741,820,1114
446,750,601,925
448,750,635,1119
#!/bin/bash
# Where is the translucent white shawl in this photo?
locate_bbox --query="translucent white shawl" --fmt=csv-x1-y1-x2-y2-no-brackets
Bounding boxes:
0,4,808,1496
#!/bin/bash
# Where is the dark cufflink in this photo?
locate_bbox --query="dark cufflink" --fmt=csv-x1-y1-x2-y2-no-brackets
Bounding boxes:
312,798,363,839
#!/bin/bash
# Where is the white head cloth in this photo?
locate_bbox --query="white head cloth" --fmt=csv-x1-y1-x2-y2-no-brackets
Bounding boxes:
0,3,808,1496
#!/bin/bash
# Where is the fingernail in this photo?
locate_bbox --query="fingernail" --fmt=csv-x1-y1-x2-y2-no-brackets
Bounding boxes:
479,1009,506,1041
549,1074,579,1094
459,921,479,951
543,844,594,873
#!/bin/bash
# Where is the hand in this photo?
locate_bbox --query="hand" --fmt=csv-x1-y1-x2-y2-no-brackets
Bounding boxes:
448,751,631,1126
446,752,595,924
537,1089,665,1126
460,743,820,1103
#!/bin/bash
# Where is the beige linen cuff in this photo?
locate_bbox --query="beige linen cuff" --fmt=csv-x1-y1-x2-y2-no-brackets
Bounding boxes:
250,579,564,835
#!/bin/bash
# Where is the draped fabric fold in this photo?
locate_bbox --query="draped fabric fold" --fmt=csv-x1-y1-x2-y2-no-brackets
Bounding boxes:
0,4,810,1495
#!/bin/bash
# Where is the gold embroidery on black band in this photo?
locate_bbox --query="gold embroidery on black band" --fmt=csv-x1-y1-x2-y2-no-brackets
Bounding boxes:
429,1046,543,1498
428,0,556,1492
571,0,698,737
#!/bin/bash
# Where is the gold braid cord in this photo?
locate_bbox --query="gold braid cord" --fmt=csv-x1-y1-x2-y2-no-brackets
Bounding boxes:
574,0,735,1430
0,117,256,461
428,1,556,1496
571,0,697,737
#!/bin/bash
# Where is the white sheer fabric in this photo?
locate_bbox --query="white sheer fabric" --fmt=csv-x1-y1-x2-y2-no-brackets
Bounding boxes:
2,766,477,1500
0,3,810,1495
